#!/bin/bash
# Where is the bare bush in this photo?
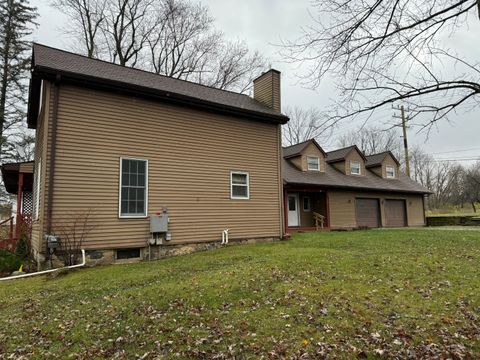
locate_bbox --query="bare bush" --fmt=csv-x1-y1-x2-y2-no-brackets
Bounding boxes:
52,209,95,266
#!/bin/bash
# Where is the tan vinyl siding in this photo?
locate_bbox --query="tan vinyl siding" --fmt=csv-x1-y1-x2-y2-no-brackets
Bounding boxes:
300,143,325,172
382,154,399,179
272,72,281,112
328,190,425,228
328,191,357,228
331,162,345,174
288,143,325,172
345,150,366,176
19,163,34,173
253,71,280,112
43,85,282,250
31,81,53,253
369,166,382,177
289,156,302,171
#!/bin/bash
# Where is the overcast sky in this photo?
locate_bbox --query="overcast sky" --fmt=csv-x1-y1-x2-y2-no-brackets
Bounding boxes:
31,0,480,163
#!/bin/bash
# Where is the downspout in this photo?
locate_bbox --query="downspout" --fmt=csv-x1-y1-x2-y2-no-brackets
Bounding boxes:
45,76,60,241
278,124,285,237
0,249,86,281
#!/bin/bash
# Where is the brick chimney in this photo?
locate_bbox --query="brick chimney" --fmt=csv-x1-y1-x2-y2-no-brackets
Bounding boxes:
253,69,281,112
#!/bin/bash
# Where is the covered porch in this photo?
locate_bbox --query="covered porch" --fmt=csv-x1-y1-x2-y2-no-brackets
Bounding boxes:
0,161,34,251
284,186,330,233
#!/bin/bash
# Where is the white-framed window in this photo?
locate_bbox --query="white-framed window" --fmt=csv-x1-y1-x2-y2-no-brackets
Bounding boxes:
307,156,320,171
230,171,249,199
350,160,361,175
386,165,395,178
34,158,41,220
119,157,148,218
303,196,311,211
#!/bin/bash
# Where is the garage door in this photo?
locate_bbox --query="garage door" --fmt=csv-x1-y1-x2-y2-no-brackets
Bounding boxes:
385,199,407,227
355,198,380,228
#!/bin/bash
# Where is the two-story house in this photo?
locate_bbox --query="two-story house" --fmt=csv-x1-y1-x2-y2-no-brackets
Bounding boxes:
25,44,288,264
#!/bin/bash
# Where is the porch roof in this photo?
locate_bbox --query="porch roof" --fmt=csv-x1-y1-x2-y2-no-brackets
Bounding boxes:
1,161,34,194
283,158,431,194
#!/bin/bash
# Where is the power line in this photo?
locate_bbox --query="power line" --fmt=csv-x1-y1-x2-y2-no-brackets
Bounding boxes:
430,158,480,162
429,147,480,155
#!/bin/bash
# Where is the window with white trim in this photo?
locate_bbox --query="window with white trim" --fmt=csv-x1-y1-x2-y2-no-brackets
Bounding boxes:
34,158,41,220
350,160,361,175
307,156,320,171
119,158,148,217
386,165,395,178
230,172,249,199
303,196,311,211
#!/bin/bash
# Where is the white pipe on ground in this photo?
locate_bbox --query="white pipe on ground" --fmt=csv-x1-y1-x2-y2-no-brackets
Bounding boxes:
0,249,86,282
221,229,229,244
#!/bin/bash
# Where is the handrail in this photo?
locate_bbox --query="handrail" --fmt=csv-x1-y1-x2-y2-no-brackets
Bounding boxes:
0,216,14,227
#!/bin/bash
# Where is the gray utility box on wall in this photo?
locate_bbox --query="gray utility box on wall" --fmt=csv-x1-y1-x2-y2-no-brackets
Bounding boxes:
150,214,168,233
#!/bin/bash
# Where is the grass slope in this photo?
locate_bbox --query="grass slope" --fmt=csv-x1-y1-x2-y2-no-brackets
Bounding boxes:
0,229,479,359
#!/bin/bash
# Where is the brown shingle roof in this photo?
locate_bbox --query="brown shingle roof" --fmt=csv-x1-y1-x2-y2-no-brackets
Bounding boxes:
283,158,431,194
28,43,289,128
326,145,366,163
283,139,326,158
365,151,400,167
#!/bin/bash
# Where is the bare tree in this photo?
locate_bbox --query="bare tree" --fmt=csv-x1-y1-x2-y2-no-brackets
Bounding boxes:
463,162,480,212
337,126,404,162
205,42,266,93
103,0,156,67
282,106,333,146
409,145,467,209
281,0,480,130
146,0,215,77
54,0,268,93
52,0,106,58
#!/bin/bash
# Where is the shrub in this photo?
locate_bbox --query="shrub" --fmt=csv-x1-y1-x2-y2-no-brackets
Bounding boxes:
52,209,95,266
0,249,21,273
15,234,30,260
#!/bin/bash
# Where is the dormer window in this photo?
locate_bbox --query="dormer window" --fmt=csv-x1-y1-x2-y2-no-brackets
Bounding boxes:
386,165,395,178
307,156,320,171
350,160,361,175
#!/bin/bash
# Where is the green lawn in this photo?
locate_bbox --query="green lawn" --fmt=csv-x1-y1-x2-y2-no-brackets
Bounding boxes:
1,229,479,359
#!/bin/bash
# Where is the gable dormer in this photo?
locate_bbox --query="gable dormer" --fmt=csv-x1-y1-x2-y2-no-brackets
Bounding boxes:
326,145,367,176
365,151,400,179
283,139,326,172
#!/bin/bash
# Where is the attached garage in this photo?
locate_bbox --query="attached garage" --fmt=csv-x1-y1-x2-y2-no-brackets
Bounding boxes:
355,198,380,228
385,199,407,227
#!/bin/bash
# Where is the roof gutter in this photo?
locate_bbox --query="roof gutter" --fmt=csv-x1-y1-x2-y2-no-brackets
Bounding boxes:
28,66,290,129
284,181,433,195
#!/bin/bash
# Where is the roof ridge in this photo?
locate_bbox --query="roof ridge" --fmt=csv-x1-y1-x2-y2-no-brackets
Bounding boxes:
366,150,390,157
282,139,312,149
32,43,254,98
326,144,357,154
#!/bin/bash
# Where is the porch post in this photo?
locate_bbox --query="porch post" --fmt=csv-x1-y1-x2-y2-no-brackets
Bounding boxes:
283,189,288,232
16,172,24,237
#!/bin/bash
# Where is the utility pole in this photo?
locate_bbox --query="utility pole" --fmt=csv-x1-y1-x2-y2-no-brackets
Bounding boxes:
393,105,411,177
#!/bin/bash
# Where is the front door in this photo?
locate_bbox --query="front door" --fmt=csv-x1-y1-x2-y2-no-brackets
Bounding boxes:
288,193,299,227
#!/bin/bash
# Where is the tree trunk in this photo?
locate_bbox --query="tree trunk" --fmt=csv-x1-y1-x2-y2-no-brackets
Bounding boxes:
0,0,13,158
472,202,477,213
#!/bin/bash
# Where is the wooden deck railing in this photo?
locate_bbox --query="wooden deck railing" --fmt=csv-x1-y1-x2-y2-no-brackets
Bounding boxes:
0,214,32,252
0,216,16,252
313,212,325,230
